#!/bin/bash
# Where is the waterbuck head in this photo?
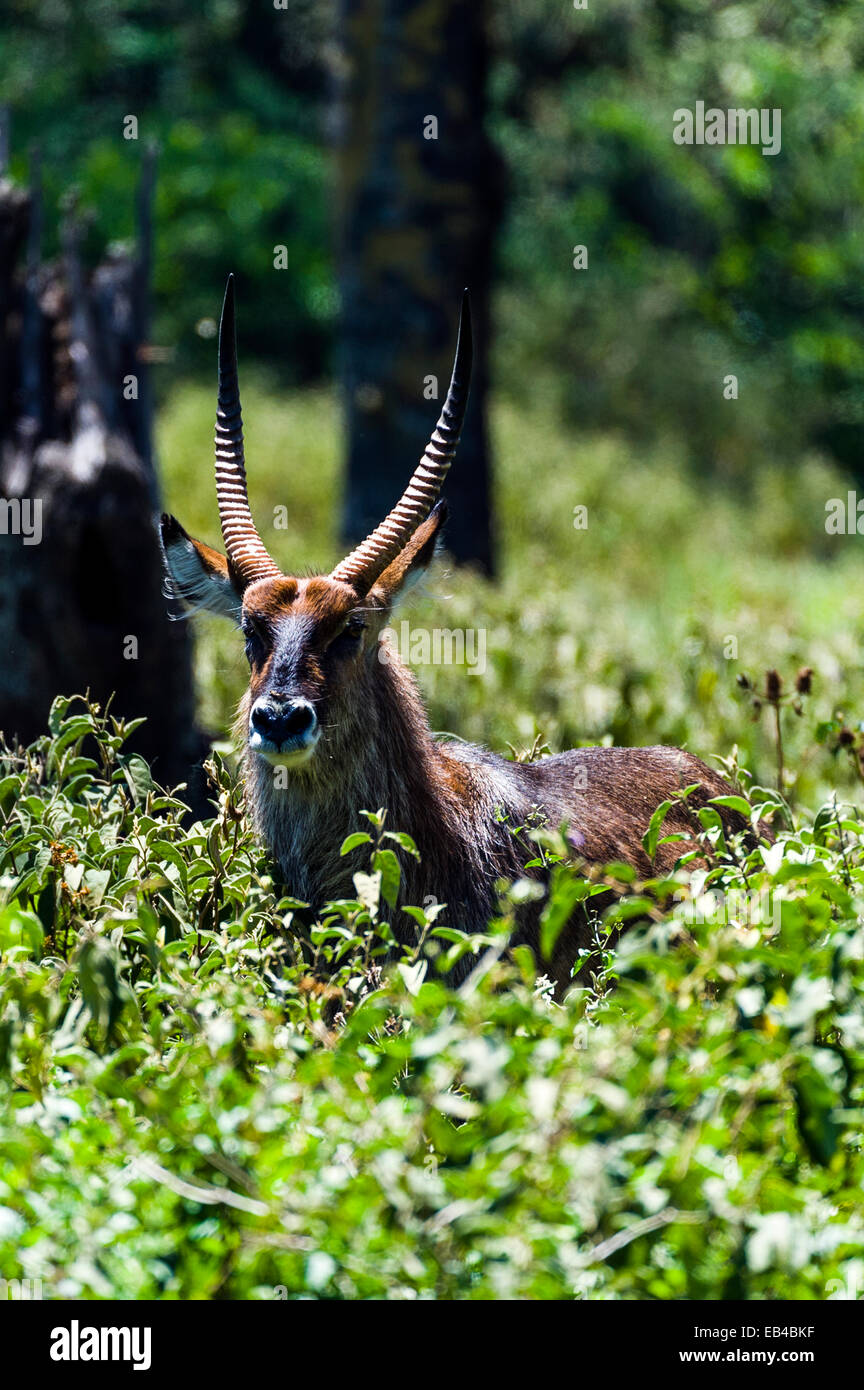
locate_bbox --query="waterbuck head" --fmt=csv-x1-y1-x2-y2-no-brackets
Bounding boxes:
161,276,472,775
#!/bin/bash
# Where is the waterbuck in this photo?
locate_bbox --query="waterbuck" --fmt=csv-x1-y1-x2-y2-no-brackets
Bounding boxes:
161,278,757,990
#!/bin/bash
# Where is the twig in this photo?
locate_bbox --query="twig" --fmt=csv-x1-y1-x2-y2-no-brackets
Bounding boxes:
131,1155,269,1217
581,1207,704,1265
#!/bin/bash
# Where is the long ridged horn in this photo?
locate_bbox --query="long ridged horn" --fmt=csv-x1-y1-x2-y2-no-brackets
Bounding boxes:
331,289,473,591
215,275,281,587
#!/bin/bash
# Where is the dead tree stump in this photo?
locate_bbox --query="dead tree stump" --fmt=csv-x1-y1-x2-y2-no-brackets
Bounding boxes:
0,149,206,797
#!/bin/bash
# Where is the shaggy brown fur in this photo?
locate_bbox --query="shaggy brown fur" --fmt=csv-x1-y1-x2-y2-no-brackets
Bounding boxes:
240,628,756,991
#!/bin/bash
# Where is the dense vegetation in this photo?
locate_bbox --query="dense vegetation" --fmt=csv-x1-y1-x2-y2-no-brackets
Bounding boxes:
1,401,863,1299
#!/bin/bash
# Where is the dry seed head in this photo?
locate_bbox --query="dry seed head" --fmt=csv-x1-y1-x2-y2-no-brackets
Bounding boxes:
795,666,813,695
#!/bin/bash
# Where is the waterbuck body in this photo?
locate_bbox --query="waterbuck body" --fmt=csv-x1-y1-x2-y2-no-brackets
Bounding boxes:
163,280,755,992
243,667,749,987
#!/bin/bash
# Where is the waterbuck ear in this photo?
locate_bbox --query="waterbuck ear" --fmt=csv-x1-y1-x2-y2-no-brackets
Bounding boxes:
159,514,243,623
368,500,447,609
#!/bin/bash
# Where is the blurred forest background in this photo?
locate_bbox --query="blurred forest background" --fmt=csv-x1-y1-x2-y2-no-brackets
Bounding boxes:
6,0,864,469
3,0,864,801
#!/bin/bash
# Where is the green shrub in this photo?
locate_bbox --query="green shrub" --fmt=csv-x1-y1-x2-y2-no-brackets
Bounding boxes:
0,698,862,1299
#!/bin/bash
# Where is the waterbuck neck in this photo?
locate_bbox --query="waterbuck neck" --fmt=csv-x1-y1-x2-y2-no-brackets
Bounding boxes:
240,646,470,902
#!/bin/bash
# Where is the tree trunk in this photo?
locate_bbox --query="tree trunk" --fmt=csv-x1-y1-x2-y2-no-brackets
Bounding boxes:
335,0,503,573
0,152,206,797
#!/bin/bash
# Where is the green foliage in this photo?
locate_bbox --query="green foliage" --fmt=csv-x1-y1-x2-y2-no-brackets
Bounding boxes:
492,0,864,475
1,698,863,1299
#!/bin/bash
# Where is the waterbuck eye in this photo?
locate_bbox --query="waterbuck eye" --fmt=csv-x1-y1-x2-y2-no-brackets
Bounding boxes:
241,614,269,659
329,615,367,654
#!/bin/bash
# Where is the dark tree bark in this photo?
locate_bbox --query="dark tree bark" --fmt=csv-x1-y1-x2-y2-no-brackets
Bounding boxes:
335,0,503,573
0,152,206,797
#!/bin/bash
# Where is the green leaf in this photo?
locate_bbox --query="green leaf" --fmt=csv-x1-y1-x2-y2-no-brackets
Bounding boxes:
431,926,470,944
709,794,752,818
48,695,74,735
401,904,432,928
148,840,189,890
642,799,674,861
696,807,725,839
123,754,154,803
0,905,44,957
340,832,372,856
0,777,20,812
539,870,590,962
76,936,131,1035
383,831,420,859
50,715,97,759
372,848,401,908
398,960,427,995
792,1052,843,1165
83,868,112,907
